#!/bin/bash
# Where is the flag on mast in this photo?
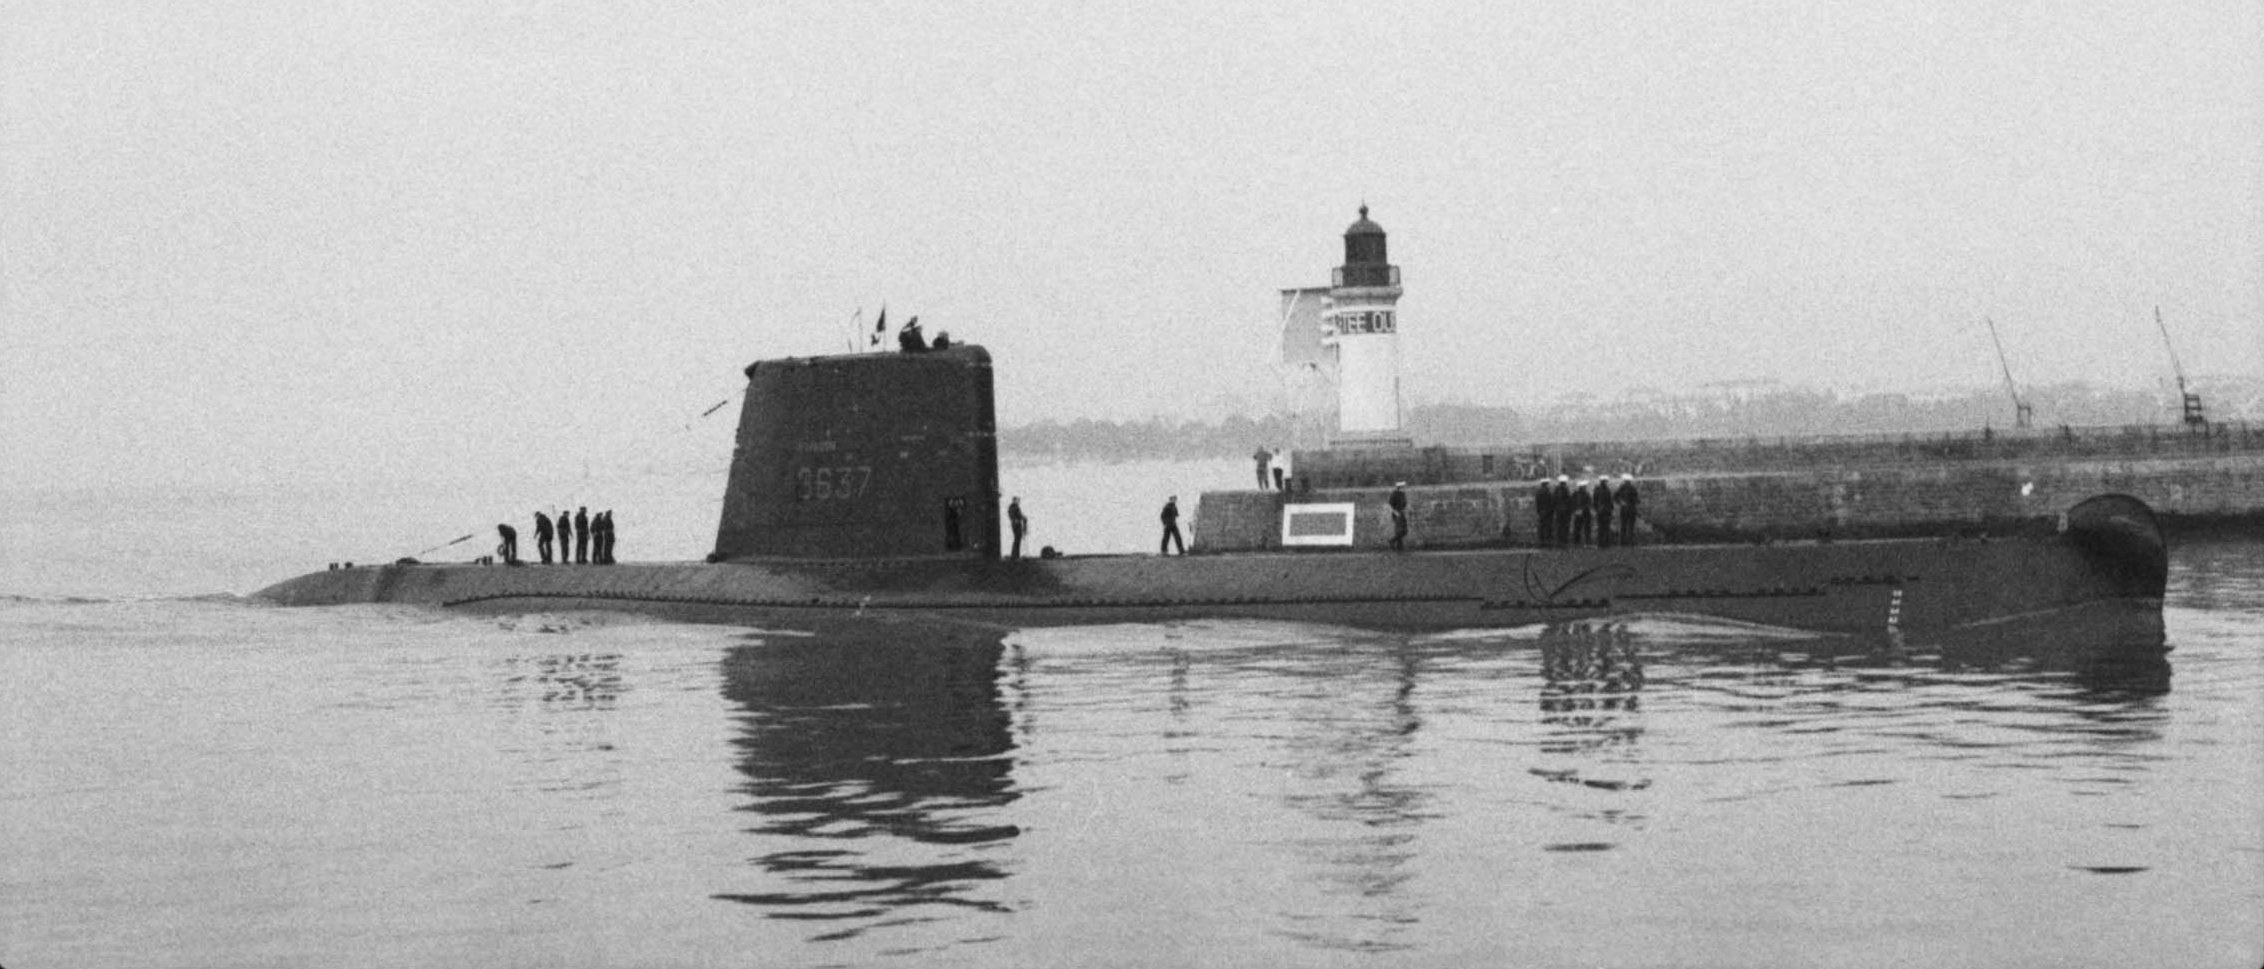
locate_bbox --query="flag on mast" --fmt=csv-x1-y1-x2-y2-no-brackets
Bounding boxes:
871,306,887,348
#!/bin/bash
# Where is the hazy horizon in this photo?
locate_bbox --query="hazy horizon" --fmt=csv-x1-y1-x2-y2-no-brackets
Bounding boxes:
6,1,2260,489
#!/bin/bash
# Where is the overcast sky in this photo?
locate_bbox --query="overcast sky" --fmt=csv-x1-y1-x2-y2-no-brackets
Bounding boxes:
5,0,2259,487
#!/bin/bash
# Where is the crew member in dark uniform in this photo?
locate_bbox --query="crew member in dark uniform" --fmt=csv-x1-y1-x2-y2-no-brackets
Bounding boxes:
1551,475,1573,549
1008,497,1028,559
1159,496,1185,555
496,523,520,565
1253,447,1273,490
898,316,927,352
556,507,573,565
1570,479,1593,547
595,510,613,564
533,511,555,564
1615,474,1641,546
1388,482,1409,552
574,506,590,564
1533,475,1556,548
1594,475,1615,548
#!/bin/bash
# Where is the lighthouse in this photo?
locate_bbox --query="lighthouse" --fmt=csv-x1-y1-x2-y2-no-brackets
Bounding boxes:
1324,205,1408,445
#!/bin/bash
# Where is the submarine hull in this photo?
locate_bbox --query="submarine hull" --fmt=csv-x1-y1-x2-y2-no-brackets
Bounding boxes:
256,495,2166,636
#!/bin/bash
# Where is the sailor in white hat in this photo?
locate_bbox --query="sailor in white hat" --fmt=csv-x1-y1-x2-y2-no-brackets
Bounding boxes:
1571,476,1595,547
1595,472,1617,548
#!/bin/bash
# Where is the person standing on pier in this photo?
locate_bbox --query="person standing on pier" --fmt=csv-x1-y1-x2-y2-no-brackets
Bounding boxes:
1570,479,1594,547
1008,497,1028,559
1388,482,1409,552
1615,474,1641,546
1159,496,1186,555
1533,475,1556,548
533,511,555,564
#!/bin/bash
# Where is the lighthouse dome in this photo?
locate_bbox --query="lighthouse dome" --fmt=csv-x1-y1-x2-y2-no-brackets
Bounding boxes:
1345,204,1384,237
1341,204,1389,267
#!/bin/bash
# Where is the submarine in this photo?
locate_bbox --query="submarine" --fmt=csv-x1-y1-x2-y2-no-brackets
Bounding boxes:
257,344,2169,637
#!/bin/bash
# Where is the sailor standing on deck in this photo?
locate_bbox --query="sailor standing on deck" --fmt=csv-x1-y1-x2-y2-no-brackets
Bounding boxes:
1253,447,1273,490
1008,497,1028,559
1533,475,1556,548
1615,474,1641,546
1159,496,1186,555
574,506,591,564
1551,475,1573,549
1388,482,1409,552
1594,475,1616,548
556,508,573,565
1570,479,1594,547
533,511,555,564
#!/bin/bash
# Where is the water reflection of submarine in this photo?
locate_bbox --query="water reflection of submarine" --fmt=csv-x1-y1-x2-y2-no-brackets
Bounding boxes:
710,629,1019,918
257,346,2169,636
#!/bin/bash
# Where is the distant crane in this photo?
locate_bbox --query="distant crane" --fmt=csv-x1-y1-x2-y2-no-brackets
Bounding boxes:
1983,317,2033,430
2154,306,2207,429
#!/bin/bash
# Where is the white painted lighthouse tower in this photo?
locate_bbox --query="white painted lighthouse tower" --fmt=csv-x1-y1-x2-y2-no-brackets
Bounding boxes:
1324,205,1408,445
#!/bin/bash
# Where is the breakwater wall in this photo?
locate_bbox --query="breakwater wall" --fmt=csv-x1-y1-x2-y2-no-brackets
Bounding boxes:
1291,423,2264,487
1195,450,2264,552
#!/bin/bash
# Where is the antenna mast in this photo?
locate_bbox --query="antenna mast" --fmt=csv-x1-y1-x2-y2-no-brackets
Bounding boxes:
2155,306,2207,429
1984,317,2032,429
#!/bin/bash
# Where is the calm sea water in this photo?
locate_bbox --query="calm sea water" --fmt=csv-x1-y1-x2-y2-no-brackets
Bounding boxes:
3,463,2261,968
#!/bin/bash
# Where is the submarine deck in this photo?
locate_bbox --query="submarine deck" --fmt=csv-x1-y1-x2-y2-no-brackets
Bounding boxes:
257,526,2160,637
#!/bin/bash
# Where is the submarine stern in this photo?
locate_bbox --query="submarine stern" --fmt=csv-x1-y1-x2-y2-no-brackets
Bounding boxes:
2060,493,2170,600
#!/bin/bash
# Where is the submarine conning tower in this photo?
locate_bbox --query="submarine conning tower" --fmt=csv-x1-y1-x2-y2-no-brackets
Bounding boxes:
712,345,1000,561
